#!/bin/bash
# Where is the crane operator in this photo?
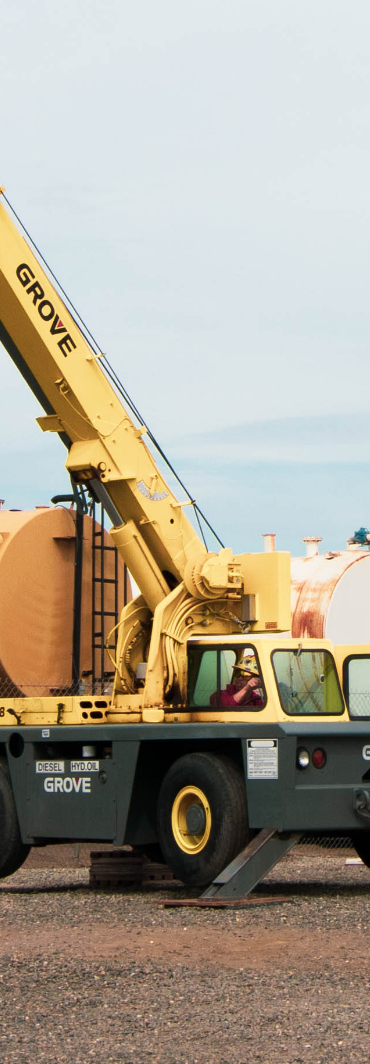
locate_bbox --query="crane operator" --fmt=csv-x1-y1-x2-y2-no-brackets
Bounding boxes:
210,658,263,708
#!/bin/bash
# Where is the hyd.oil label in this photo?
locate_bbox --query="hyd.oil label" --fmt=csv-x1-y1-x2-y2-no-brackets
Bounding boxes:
70,761,99,772
247,739,278,779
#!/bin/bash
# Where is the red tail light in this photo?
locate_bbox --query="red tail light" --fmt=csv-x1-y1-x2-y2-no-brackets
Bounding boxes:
312,747,326,769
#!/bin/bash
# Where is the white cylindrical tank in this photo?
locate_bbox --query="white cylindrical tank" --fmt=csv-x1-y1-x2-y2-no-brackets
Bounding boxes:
291,549,370,643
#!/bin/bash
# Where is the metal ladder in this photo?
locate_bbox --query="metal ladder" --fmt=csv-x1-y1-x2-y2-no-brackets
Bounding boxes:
91,500,127,694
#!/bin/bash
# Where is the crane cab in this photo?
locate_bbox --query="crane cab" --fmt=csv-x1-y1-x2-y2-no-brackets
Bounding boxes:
176,635,347,724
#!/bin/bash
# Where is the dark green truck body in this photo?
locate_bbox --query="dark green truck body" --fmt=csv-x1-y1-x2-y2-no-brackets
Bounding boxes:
3,721,370,847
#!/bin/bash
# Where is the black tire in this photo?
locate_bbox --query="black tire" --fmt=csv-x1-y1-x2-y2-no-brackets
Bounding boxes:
351,832,370,867
157,752,248,887
0,758,30,877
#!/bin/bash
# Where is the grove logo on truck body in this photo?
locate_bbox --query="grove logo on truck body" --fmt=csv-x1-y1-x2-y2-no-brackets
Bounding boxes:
16,263,77,357
43,776,91,794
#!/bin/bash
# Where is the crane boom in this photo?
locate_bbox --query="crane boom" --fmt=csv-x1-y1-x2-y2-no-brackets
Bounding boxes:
0,191,291,710
0,194,212,609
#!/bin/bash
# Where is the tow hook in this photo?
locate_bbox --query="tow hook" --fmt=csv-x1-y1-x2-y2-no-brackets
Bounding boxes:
354,789,370,820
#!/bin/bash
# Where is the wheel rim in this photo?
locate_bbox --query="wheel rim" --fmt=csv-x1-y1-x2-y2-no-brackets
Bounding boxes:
171,785,212,854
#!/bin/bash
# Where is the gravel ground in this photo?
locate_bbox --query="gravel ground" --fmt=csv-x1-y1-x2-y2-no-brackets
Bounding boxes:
0,848,370,1064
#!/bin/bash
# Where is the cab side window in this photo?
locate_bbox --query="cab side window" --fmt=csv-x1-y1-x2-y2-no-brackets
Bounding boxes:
220,650,237,688
188,650,218,707
345,656,370,718
187,646,265,710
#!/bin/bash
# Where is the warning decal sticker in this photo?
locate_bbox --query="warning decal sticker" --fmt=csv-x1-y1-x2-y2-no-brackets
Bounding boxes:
247,739,278,779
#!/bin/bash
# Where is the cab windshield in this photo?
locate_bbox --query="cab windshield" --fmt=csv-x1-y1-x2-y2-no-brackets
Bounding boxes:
271,649,344,716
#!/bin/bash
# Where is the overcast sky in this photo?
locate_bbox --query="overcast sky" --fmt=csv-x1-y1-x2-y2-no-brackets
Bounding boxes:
1,1,370,555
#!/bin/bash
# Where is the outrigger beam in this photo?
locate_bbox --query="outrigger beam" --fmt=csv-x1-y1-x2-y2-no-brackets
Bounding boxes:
202,828,302,899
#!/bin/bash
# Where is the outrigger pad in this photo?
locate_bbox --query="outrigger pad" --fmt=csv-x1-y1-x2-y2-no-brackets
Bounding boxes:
155,895,292,909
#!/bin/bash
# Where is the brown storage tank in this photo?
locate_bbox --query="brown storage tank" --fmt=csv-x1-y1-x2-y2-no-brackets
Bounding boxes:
0,506,130,697
291,542,370,643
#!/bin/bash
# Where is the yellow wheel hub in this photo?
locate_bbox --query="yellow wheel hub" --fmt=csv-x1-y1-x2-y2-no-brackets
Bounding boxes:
171,785,212,854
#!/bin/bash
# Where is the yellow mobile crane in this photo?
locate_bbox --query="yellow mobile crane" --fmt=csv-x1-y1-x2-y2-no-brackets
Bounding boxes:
0,190,369,895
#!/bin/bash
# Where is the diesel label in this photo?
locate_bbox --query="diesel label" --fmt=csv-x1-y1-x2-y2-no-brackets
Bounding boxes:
36,761,65,773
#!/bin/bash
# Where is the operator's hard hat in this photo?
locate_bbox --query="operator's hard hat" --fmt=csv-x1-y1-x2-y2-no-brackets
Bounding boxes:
234,657,259,677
